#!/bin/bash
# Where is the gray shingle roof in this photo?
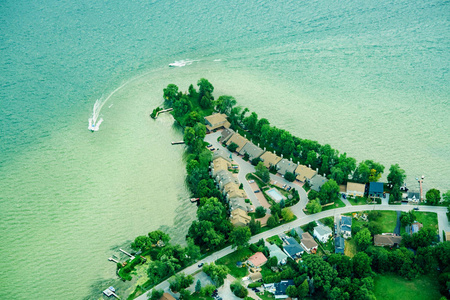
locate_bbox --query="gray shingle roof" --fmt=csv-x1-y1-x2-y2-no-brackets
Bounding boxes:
276,158,298,175
239,142,264,160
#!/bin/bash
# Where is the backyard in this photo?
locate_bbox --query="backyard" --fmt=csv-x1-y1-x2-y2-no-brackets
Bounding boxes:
216,247,252,279
346,210,398,233
374,273,441,300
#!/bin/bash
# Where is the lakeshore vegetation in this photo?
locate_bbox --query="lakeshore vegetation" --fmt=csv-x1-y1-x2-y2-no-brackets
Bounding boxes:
120,79,450,299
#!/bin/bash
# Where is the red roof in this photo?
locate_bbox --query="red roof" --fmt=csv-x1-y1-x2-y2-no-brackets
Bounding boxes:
248,252,267,267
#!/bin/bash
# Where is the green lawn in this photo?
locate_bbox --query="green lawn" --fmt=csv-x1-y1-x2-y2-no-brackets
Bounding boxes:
216,247,252,279
415,212,438,233
319,216,334,228
258,291,276,300
347,196,371,206
322,198,346,212
344,239,357,258
374,273,442,300
345,210,398,233
266,235,283,247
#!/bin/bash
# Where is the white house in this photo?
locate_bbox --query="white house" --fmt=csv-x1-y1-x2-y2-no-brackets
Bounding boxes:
313,224,333,243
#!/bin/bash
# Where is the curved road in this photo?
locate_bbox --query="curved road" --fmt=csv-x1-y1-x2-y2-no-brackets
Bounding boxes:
136,131,449,300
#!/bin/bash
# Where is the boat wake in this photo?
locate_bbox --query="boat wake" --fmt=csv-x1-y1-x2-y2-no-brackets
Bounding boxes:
169,59,194,67
88,99,104,132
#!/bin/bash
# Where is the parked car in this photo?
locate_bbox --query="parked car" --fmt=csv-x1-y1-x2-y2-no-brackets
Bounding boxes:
248,180,255,183
207,144,213,148
210,147,216,151
198,263,204,268
254,190,260,193
342,193,347,199
414,207,419,210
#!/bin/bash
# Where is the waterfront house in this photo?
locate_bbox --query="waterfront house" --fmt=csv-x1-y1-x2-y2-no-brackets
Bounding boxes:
229,197,252,212
335,236,345,254
215,170,239,190
213,149,232,162
247,252,267,268
406,191,420,203
295,164,317,182
268,244,288,265
313,224,333,243
282,237,304,260
276,158,298,176
219,128,235,144
300,232,318,253
204,113,230,132
230,208,251,227
374,234,402,247
368,182,384,198
346,182,366,197
310,174,328,192
340,216,352,239
226,133,249,153
212,157,231,176
260,151,282,169
224,181,247,199
239,142,265,160
264,280,295,299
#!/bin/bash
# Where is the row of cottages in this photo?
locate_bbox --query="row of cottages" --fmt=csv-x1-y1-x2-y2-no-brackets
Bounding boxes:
204,113,230,132
210,149,251,227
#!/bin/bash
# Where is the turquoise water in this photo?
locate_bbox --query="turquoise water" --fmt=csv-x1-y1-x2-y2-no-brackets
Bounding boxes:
1,0,449,299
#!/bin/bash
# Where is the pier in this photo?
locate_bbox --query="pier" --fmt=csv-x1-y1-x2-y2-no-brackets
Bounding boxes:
153,108,173,118
103,286,120,299
171,141,185,145
119,248,135,260
108,257,119,263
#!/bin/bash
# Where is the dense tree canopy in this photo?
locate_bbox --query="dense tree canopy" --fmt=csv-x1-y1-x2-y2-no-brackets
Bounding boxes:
387,164,406,187
426,188,441,205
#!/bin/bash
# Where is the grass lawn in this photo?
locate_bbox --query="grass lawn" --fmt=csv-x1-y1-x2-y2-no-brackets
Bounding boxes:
415,212,438,233
216,247,252,279
189,294,214,300
258,291,276,300
266,235,283,247
347,196,371,206
374,273,442,300
344,239,357,258
319,216,334,228
345,210,398,233
322,198,346,212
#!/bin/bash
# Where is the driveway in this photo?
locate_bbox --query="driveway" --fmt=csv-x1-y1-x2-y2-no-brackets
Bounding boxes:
218,274,242,300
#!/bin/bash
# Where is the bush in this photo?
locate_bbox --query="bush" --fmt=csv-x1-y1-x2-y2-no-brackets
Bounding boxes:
230,281,248,298
248,282,262,288
255,206,266,218
284,171,296,182
228,142,239,152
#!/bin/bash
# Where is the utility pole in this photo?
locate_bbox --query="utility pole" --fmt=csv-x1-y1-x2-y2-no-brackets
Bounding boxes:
416,175,425,203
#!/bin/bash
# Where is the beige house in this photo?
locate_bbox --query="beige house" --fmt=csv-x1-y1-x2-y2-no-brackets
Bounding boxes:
259,151,282,168
204,113,230,131
219,128,235,144
224,182,247,199
230,208,251,227
212,157,231,176
226,133,249,152
295,165,317,182
374,234,402,247
346,182,366,197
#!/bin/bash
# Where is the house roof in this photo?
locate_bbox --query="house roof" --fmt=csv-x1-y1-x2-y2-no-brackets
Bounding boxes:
339,185,347,193
310,174,328,192
283,237,304,258
229,197,252,212
301,232,318,250
341,216,352,226
160,293,176,300
204,113,230,131
224,182,247,199
249,272,262,282
407,192,420,200
248,252,267,267
268,244,288,262
274,280,295,297
411,221,423,234
347,182,366,194
374,234,402,246
260,151,282,168
213,149,232,162
446,232,450,242
215,170,238,187
212,157,231,176
276,158,298,175
314,224,332,237
335,236,345,254
295,165,317,182
230,208,251,227
219,128,235,144
369,182,384,194
226,133,249,152
239,142,264,159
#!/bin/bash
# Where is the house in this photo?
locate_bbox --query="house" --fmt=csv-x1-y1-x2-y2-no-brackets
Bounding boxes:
259,151,282,169
300,232,318,253
211,157,231,176
229,197,252,212
368,182,384,198
346,182,366,197
204,113,230,132
215,170,239,190
295,164,317,182
249,272,262,282
335,236,345,254
276,158,298,176
247,252,267,268
406,191,420,203
223,181,247,199
268,244,288,265
411,221,423,234
239,142,265,161
264,280,295,299
219,128,235,144
340,216,352,239
159,293,176,300
212,149,232,162
314,224,333,243
291,226,304,237
310,174,328,192
226,133,249,153
374,234,402,247
230,208,251,227
446,232,450,242
282,237,304,260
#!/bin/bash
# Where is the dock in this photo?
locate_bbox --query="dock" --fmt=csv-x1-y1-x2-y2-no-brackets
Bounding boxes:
153,108,173,118
119,248,135,260
108,257,119,263
103,286,120,299
171,141,185,145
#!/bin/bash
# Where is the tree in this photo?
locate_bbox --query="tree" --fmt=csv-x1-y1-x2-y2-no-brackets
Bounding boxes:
284,171,296,182
304,221,317,233
215,95,236,115
200,284,216,297
304,255,338,293
353,252,372,278
390,184,402,202
185,111,203,127
306,199,322,214
195,279,202,293
249,216,261,234
255,161,270,183
163,84,179,106
230,281,248,298
353,160,384,183
298,279,309,298
400,211,416,227
281,208,295,221
328,254,353,278
286,285,298,298
308,189,319,200
243,112,258,132
319,179,340,204
203,263,229,286
443,190,450,204
197,78,214,100
149,289,164,300
131,235,151,251
267,256,278,268
148,230,171,245
368,223,383,236
229,226,251,249
387,164,406,187
426,188,441,205
267,216,277,228
354,228,372,251
200,93,213,109
228,142,239,153
169,273,194,292
255,206,266,218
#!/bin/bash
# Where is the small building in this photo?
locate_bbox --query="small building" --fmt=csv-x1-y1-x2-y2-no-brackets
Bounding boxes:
268,244,288,265
265,280,295,299
276,158,298,176
230,208,251,227
259,151,282,169
239,142,265,161
346,182,366,197
300,232,318,253
310,174,328,192
226,133,249,153
247,252,268,268
291,226,304,237
340,216,352,239
249,272,262,282
368,182,384,198
411,221,423,234
294,164,317,182
313,224,333,243
229,197,252,212
335,236,345,254
204,113,230,132
406,191,420,203
212,157,232,176
374,234,402,247
283,237,304,260
446,232,450,242
159,293,176,300
213,149,232,163
219,128,235,144
215,170,239,190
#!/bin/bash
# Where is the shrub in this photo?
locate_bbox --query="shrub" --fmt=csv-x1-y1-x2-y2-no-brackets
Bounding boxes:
255,206,266,218
230,281,248,298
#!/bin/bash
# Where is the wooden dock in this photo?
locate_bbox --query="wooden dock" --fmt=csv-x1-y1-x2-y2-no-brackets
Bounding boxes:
108,257,119,263
153,108,173,118
171,141,185,145
119,248,135,260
